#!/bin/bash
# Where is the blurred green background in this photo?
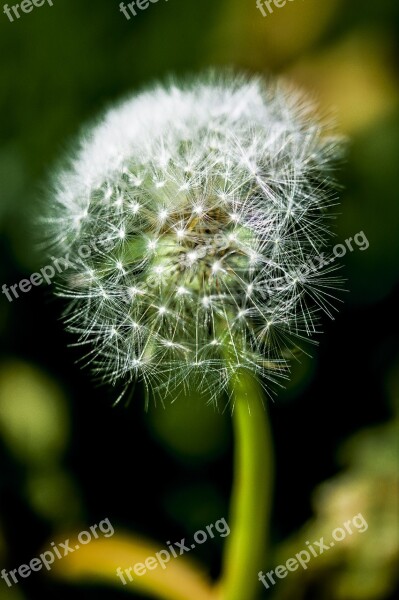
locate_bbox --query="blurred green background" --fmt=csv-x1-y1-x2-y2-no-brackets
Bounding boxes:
0,0,398,599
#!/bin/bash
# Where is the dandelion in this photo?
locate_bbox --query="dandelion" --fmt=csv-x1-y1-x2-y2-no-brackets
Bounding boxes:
45,72,345,600
46,72,342,402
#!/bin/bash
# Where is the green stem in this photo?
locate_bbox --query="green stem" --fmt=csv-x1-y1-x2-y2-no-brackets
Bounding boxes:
218,371,274,600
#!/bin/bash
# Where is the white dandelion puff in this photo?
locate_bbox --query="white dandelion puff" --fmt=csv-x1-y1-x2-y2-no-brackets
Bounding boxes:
45,72,344,402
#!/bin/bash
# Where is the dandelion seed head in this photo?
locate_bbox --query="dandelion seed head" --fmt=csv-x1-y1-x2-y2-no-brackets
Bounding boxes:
46,72,344,401
148,239,158,251
130,202,140,214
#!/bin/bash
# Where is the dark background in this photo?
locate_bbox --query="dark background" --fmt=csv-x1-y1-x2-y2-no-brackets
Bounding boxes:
0,1,398,599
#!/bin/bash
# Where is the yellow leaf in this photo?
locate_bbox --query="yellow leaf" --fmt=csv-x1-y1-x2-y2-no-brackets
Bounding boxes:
50,532,215,600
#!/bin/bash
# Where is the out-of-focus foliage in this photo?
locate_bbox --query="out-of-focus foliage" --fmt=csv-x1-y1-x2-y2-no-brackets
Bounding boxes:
273,397,399,599
0,361,81,524
50,532,214,600
0,0,398,599
0,361,68,464
208,0,343,68
147,385,230,462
